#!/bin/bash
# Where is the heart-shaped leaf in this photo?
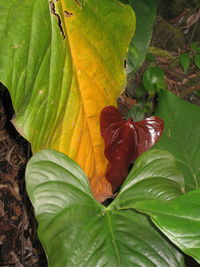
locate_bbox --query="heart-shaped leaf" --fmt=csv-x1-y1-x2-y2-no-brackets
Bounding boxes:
135,188,200,263
0,0,135,202
155,90,200,192
26,149,184,266
100,106,164,191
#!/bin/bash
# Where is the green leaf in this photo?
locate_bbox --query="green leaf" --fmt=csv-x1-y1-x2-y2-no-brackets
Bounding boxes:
139,91,200,262
142,66,166,94
190,42,200,54
155,90,200,192
134,86,147,99
127,103,145,121
112,149,184,209
180,53,191,72
134,188,200,263
120,0,158,74
26,149,184,266
0,0,135,201
194,54,200,69
146,52,156,62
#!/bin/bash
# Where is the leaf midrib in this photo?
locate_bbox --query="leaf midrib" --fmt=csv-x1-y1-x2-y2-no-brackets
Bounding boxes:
106,210,122,267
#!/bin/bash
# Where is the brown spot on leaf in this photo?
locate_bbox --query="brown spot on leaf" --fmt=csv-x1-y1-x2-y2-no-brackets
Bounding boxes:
64,11,74,18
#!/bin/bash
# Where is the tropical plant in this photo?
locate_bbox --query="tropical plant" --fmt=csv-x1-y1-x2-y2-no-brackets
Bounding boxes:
180,42,200,72
1,0,200,266
25,89,200,265
25,148,185,267
0,0,136,202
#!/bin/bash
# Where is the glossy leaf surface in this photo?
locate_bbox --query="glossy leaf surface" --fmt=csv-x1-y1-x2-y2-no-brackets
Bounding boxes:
135,90,200,261
100,106,164,190
155,90,200,192
120,0,158,74
135,188,200,263
0,0,135,202
26,149,184,267
112,149,184,209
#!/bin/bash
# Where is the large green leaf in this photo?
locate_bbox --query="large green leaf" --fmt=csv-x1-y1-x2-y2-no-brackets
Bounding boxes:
155,90,200,192
120,0,158,74
112,149,184,209
26,149,184,266
0,0,135,201
135,188,200,263
131,90,200,263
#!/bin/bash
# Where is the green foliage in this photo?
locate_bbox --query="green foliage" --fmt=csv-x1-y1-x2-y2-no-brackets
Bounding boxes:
191,42,200,69
112,149,184,208
1,0,200,265
26,149,184,266
155,90,200,192
194,54,200,69
180,53,191,72
0,0,134,152
190,42,200,54
127,103,145,121
0,0,135,201
134,86,147,99
119,90,200,264
26,87,200,264
129,91,200,264
142,66,166,95
135,189,200,263
179,42,200,71
120,0,158,74
145,52,156,62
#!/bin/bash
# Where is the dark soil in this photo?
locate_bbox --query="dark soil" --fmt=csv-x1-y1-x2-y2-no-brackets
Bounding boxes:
0,89,47,266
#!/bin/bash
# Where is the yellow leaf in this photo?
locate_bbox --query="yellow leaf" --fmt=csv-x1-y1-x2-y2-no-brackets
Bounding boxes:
1,0,135,202
53,0,135,201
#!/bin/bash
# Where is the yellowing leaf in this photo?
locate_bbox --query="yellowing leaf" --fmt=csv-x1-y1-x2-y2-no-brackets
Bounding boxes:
0,0,135,202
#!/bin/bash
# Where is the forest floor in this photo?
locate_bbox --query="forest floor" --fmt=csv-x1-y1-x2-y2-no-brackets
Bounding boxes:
0,95,47,266
0,1,200,266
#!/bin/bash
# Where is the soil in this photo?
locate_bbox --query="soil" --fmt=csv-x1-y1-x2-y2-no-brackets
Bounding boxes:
0,1,200,266
0,90,47,266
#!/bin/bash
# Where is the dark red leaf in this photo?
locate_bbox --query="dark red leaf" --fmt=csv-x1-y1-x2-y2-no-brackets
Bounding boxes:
100,106,164,192
134,116,164,158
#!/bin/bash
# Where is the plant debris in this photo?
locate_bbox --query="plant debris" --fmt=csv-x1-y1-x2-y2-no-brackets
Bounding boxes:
0,99,47,266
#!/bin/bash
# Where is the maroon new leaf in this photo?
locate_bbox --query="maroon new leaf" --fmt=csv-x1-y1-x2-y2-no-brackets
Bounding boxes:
100,106,164,191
